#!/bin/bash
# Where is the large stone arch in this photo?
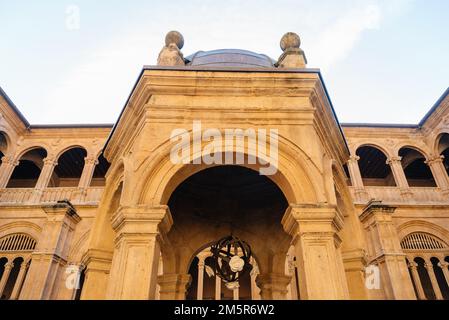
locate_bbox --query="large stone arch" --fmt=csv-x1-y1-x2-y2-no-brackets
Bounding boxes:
133,133,324,207
86,161,124,251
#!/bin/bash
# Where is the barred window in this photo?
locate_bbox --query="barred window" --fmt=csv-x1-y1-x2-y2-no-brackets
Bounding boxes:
0,233,36,252
401,232,447,250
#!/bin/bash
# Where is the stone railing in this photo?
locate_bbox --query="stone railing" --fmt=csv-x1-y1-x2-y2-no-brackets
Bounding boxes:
349,186,449,205
0,188,34,204
0,187,104,205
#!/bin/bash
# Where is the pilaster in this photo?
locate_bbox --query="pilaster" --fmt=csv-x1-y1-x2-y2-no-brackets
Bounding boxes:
282,203,349,300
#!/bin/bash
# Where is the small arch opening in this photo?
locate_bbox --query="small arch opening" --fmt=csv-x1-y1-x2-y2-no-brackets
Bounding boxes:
7,148,47,188
399,148,436,187
356,146,396,186
51,147,87,187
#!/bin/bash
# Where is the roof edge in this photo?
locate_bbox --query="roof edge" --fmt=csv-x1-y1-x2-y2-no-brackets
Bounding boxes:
0,86,30,128
418,87,449,126
30,124,114,129
341,123,419,128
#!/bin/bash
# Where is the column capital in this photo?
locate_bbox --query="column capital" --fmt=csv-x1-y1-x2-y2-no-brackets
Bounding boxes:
348,155,360,162
386,156,402,165
408,261,418,269
1,155,19,166
438,261,449,269
282,203,344,238
43,157,58,167
197,259,205,268
425,155,444,165
111,205,173,236
424,262,434,270
84,157,99,166
4,261,14,270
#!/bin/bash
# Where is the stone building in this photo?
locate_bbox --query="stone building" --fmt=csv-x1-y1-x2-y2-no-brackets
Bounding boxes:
0,31,448,300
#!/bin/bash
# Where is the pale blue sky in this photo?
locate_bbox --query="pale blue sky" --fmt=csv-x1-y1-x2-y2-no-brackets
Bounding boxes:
0,0,448,125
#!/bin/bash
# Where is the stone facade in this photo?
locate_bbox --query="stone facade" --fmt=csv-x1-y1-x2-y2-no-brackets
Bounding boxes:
0,32,448,300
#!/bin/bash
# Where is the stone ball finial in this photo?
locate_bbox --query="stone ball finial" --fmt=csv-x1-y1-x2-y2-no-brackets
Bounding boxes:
280,32,301,51
165,31,184,49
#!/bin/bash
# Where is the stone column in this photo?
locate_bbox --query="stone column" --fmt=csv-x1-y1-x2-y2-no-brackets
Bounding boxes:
359,200,416,299
10,260,30,300
78,156,98,189
424,260,443,300
20,202,81,300
0,262,14,297
0,156,19,188
80,249,113,300
250,266,261,300
425,156,449,193
157,274,192,300
215,274,221,300
347,156,367,200
438,261,449,289
197,256,205,300
256,273,291,300
386,157,412,196
233,282,239,300
408,261,426,300
30,157,58,203
106,205,172,300
282,204,349,300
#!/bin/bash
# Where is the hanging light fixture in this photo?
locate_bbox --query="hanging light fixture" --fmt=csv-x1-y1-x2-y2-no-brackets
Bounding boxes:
210,235,252,289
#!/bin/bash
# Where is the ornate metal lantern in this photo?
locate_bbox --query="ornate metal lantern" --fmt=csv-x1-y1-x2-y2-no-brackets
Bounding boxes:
210,235,252,288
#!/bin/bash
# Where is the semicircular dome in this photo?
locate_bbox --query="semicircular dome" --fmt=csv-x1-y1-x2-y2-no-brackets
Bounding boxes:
186,49,275,68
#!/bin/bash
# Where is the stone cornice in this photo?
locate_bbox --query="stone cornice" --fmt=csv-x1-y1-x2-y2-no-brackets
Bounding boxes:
359,200,396,224
105,69,349,166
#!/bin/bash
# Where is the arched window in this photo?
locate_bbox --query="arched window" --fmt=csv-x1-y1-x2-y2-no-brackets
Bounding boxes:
356,146,396,186
402,232,449,300
399,147,436,187
401,232,447,250
7,148,47,188
0,233,36,252
91,154,110,187
51,147,87,187
438,133,449,176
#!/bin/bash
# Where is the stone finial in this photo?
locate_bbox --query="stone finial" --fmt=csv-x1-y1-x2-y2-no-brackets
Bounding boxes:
276,32,307,68
157,31,185,66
